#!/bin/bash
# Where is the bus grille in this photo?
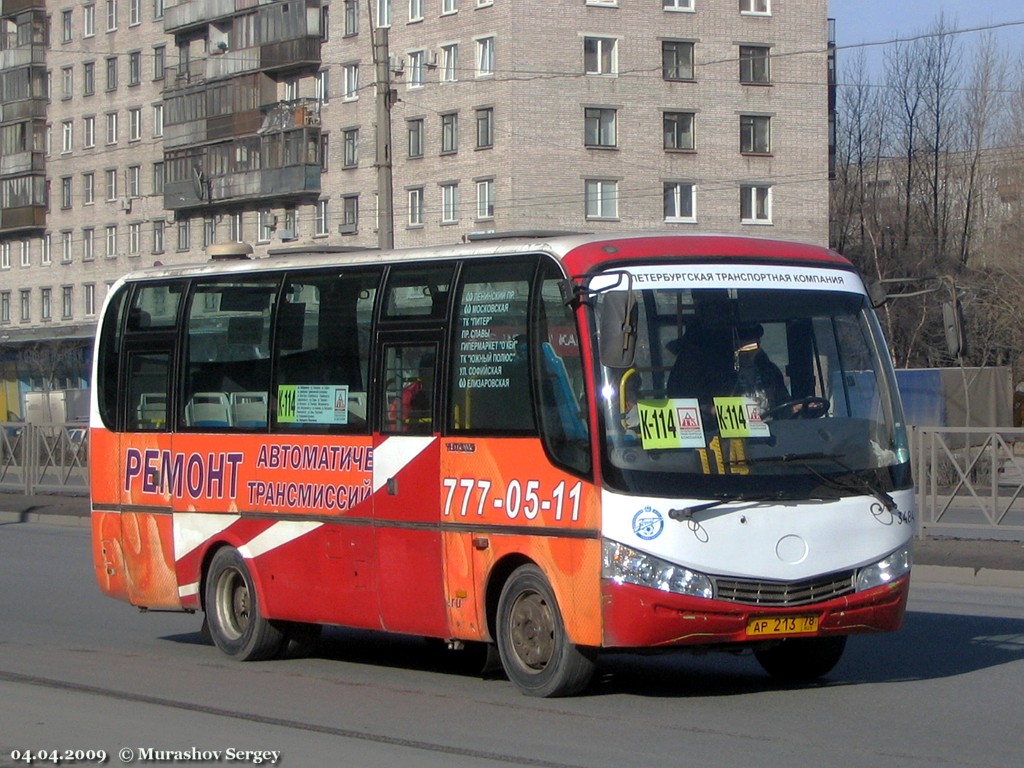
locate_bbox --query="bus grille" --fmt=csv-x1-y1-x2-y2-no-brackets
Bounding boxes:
713,571,855,607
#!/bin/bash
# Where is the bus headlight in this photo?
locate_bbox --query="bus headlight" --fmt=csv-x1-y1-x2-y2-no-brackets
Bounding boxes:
855,545,912,592
602,540,714,599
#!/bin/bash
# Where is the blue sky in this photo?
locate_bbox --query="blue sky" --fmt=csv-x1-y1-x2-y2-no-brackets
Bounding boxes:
828,0,1024,76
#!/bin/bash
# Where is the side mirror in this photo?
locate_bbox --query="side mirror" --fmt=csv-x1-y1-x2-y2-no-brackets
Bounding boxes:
599,291,637,369
867,281,888,308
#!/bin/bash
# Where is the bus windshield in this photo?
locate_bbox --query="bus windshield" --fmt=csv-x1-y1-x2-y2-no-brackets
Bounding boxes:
593,267,911,501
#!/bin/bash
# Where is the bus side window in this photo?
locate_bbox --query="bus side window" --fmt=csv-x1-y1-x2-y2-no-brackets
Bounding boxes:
384,345,435,433
449,259,535,433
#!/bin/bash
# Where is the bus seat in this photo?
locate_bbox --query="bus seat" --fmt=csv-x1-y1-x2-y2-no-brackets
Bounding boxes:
136,392,167,428
231,391,268,428
186,392,232,427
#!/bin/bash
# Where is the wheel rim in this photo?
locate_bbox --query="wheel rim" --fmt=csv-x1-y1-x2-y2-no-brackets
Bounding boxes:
507,591,555,673
215,568,250,640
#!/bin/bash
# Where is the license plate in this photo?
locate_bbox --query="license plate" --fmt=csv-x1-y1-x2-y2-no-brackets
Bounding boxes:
746,614,819,637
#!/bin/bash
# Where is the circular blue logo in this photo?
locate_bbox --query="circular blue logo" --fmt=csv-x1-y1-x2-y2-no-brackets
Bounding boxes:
632,506,664,540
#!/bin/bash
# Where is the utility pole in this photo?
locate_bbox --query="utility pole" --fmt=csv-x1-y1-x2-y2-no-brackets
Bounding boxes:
373,26,395,250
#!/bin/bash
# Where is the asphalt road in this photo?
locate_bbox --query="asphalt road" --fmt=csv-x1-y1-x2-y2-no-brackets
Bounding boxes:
1,522,1023,768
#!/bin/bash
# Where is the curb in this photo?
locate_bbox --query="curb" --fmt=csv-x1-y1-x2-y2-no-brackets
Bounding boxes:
0,510,92,528
911,563,1024,590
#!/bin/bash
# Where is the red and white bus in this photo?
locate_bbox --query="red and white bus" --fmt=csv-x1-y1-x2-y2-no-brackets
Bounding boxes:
90,232,913,697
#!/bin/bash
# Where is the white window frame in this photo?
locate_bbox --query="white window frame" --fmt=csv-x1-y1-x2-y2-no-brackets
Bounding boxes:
129,222,141,254
408,50,425,88
739,45,771,84
42,235,52,265
740,184,772,224
476,179,494,220
130,0,141,25
84,4,95,37
664,0,694,10
584,107,616,148
41,288,51,321
343,128,359,168
20,240,30,267
584,36,617,76
343,64,359,101
663,182,696,223
376,0,391,27
83,172,95,205
129,107,142,141
441,44,459,83
106,0,117,32
128,165,141,197
105,225,118,257
106,112,118,145
61,121,73,153
84,116,96,148
441,183,459,224
152,220,164,254
85,284,97,317
153,103,164,137
83,228,95,261
662,40,695,81
342,196,359,232
62,232,73,263
442,0,458,15
740,114,771,154
408,187,424,227
663,111,695,151
585,179,618,220
740,0,770,15
409,0,424,22
106,169,118,201
475,37,494,77
315,200,329,235
62,285,73,320
315,69,329,104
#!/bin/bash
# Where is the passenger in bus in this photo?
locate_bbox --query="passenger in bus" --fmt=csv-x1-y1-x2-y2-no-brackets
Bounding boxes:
731,324,789,416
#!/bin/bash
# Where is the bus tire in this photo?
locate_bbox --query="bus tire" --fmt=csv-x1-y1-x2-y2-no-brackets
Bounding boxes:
204,547,285,661
496,565,595,697
754,635,847,682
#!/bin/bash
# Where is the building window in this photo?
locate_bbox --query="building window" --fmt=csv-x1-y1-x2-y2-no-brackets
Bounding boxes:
315,200,329,235
62,286,73,320
584,107,616,148
129,107,142,141
475,107,494,149
41,288,52,321
410,0,424,22
664,182,696,222
130,0,140,25
664,0,694,10
61,177,72,209
62,10,73,43
316,68,330,104
476,179,494,219
740,114,771,154
106,112,118,145
441,44,459,83
343,128,358,168
408,187,424,226
106,56,118,90
84,62,95,95
62,67,73,99
83,172,95,205
61,121,73,153
20,240,30,267
376,0,391,27
441,183,459,223
662,41,694,81
204,217,217,247
585,179,618,219
106,169,118,200
21,290,31,322
230,212,244,242
129,222,141,254
154,0,164,19
61,232,73,263
129,51,141,86
0,243,8,269
343,64,359,100
476,37,494,77
408,50,425,88
442,0,458,14
153,220,165,253
42,235,52,265
343,0,358,36
153,162,165,194
85,284,96,316
84,116,96,148
153,103,164,137
663,111,695,150
128,165,141,197
83,228,95,261
0,292,8,323
320,133,329,171
177,219,190,250
84,4,95,37
408,118,424,158
740,0,770,15
106,0,117,31
106,226,118,257
740,184,772,223
342,196,359,233
257,211,273,242
739,45,770,84
584,37,617,75
441,112,458,154
153,45,165,80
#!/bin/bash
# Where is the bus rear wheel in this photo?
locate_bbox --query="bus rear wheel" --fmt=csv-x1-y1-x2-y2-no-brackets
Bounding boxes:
754,635,847,682
496,565,595,697
205,547,286,661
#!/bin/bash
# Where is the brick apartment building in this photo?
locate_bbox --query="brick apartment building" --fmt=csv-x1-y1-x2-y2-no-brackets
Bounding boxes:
0,0,832,418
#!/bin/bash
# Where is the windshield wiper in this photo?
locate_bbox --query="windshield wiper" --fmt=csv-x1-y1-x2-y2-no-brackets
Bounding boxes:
667,491,823,522
730,451,897,511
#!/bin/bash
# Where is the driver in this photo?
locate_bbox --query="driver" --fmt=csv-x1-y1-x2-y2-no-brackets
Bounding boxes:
731,324,789,417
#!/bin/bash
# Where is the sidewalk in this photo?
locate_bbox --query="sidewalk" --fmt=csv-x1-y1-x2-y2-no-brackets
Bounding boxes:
2,491,1022,588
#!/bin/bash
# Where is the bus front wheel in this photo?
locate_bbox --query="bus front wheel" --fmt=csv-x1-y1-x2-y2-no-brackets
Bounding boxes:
754,635,847,682
496,565,595,697
205,547,286,661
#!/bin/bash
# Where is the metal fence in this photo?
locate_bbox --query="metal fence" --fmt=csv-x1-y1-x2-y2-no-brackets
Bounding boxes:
911,426,1024,538
0,422,88,495
4,420,1024,538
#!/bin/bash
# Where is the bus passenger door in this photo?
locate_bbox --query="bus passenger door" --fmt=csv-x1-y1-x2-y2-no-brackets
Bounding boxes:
372,339,448,636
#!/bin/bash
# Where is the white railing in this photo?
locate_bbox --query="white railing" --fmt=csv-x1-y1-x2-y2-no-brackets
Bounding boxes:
911,426,1024,537
0,423,88,495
